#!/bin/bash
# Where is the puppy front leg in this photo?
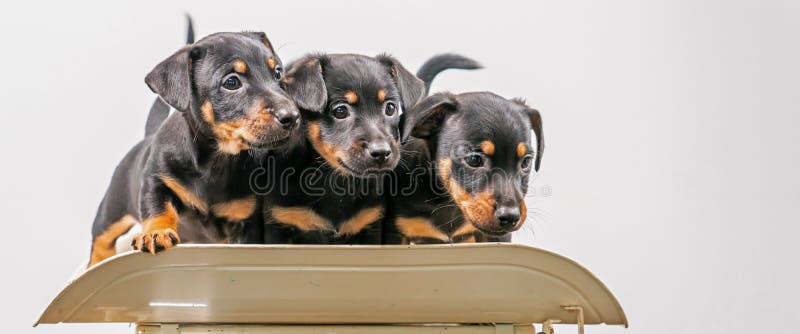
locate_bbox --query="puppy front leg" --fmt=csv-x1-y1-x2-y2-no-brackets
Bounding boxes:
132,177,182,254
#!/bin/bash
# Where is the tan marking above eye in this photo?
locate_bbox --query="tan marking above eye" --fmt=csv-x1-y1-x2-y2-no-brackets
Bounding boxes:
211,195,257,222
267,57,276,70
395,217,449,242
377,89,387,102
270,206,334,232
338,206,384,236
344,91,358,104
232,60,247,74
517,142,528,158
480,140,495,156
159,175,208,214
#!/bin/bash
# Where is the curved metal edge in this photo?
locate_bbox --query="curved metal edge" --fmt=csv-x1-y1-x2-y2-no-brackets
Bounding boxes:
35,243,627,327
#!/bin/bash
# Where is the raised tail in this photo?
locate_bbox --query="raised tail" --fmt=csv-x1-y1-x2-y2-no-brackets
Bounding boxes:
144,15,195,136
185,13,195,44
416,53,482,94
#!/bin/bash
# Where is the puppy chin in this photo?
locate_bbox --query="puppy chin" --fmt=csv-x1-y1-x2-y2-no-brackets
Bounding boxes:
337,159,397,178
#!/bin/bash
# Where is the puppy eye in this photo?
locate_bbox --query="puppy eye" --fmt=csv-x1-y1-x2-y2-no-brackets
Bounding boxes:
464,154,484,168
222,76,241,90
385,102,397,116
520,155,533,170
332,106,350,119
273,65,283,80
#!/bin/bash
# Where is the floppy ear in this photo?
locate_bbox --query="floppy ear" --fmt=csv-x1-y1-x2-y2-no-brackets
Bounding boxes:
247,31,276,53
400,93,457,143
283,55,327,112
512,98,544,171
376,54,426,110
526,107,544,171
145,46,197,111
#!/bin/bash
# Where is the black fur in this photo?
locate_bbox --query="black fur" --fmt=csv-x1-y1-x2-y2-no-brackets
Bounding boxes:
89,31,299,264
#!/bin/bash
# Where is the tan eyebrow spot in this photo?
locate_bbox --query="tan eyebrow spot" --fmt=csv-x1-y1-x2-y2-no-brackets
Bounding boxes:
267,57,276,70
517,142,527,158
480,140,495,156
377,89,387,102
232,60,247,74
344,91,358,104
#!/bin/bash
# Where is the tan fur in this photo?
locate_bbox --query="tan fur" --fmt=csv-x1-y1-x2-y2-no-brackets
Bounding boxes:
344,91,358,104
480,140,495,156
377,89,387,102
89,215,137,266
134,202,180,254
270,206,334,232
437,158,496,229
212,196,257,222
307,121,346,171
452,222,478,238
206,99,273,155
159,175,208,214
395,217,449,242
201,100,215,123
267,57,276,70
233,60,247,74
338,206,384,236
517,142,527,158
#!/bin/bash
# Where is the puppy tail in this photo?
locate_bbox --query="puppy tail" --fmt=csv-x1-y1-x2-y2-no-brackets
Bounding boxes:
416,54,482,94
185,13,195,44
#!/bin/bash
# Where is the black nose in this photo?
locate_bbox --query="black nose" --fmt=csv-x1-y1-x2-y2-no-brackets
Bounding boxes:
273,109,299,129
366,142,392,162
495,206,521,229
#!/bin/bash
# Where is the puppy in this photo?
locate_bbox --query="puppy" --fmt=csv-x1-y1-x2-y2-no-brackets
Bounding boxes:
89,31,299,266
386,91,544,244
256,53,477,244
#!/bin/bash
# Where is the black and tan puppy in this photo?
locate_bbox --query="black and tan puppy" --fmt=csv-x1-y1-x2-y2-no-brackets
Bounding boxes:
255,53,424,244
89,31,299,266
386,91,544,244
256,54,480,244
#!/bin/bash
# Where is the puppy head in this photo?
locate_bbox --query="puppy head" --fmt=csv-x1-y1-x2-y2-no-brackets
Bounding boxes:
145,32,300,154
401,92,544,236
282,53,425,176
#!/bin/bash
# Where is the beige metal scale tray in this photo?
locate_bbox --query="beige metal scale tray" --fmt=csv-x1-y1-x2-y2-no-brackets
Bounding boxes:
37,244,627,330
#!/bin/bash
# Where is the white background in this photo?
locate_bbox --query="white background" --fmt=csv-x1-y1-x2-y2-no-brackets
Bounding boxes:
1,1,798,333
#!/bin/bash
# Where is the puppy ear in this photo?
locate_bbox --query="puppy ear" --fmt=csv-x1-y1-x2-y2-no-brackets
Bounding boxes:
247,31,276,53
400,93,457,143
512,98,544,171
376,54,426,110
145,46,199,111
283,55,327,111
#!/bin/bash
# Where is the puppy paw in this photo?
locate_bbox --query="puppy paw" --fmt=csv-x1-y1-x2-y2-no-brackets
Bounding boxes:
131,228,180,255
